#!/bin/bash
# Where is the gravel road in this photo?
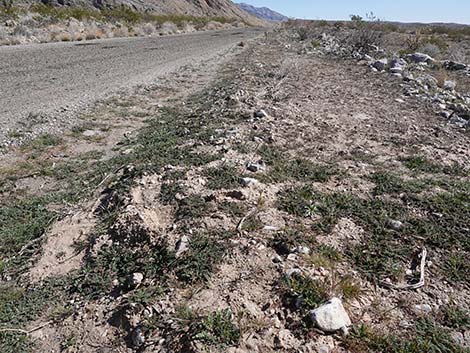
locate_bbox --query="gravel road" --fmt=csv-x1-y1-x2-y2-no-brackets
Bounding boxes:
0,28,263,143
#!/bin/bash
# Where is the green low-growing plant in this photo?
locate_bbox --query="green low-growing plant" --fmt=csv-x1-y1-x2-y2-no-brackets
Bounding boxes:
0,279,68,353
176,232,232,284
345,319,468,353
204,165,240,190
368,172,429,195
277,182,470,285
401,156,467,176
258,145,337,183
439,303,470,330
0,197,56,276
0,0,18,17
193,309,240,346
283,274,329,311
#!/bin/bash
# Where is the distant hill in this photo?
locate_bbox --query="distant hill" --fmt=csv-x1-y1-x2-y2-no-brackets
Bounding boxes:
236,2,288,22
21,0,267,26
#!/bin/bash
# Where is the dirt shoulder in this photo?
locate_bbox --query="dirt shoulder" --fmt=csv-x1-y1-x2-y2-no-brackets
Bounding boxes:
0,30,469,353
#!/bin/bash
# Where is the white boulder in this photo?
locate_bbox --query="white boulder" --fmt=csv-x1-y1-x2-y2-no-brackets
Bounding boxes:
309,297,352,333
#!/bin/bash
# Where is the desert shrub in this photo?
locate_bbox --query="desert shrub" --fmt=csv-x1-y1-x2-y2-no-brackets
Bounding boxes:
0,25,6,40
141,22,155,35
420,43,441,58
347,12,383,53
425,35,448,51
404,31,423,52
113,25,129,37
12,24,30,37
448,46,466,63
30,4,101,22
159,21,178,35
293,25,310,41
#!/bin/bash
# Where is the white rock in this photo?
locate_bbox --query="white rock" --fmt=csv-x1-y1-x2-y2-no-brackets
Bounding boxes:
390,66,404,74
309,298,352,333
240,177,258,187
407,52,435,64
451,331,465,346
263,225,280,231
132,328,145,347
414,304,433,314
175,236,190,257
129,272,144,287
292,246,311,255
287,253,298,261
82,129,99,137
387,219,404,231
443,80,456,91
272,255,283,263
286,268,302,277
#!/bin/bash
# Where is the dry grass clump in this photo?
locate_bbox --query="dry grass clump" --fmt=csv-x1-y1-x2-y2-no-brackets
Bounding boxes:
434,69,450,88
158,21,178,35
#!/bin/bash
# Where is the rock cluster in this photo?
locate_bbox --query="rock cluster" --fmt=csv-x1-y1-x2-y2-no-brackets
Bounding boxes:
311,33,470,129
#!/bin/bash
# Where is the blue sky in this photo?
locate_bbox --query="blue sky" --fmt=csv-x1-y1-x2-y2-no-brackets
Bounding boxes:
236,0,470,24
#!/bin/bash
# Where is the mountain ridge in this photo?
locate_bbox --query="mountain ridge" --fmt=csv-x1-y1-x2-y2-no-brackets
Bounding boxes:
236,2,288,22
21,0,267,25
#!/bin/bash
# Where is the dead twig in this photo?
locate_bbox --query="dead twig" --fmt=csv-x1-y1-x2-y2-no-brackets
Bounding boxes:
94,165,126,191
17,216,57,257
381,248,427,290
237,208,258,234
0,321,53,335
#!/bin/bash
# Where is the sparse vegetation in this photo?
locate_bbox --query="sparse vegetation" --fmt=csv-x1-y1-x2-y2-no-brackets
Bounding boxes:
205,165,241,189
347,12,383,53
1,18,469,353
192,309,241,346
176,232,230,284
283,274,329,311
345,319,468,353
258,145,338,183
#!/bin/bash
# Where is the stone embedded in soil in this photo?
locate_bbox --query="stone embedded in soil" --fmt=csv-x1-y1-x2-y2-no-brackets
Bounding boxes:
131,327,146,347
443,80,457,91
246,162,264,172
286,268,302,277
372,58,388,71
240,177,259,186
387,219,404,231
254,109,269,118
414,304,433,314
128,272,144,288
82,129,100,137
175,236,190,257
291,246,311,255
407,52,435,64
309,297,352,334
263,225,280,231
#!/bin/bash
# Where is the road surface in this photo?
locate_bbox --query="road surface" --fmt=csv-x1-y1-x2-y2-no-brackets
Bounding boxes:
0,28,263,136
